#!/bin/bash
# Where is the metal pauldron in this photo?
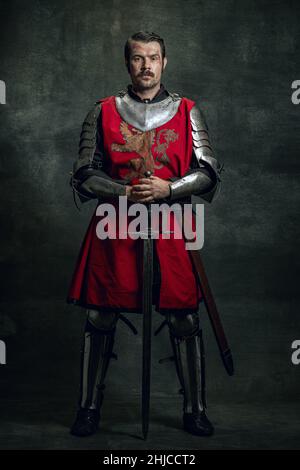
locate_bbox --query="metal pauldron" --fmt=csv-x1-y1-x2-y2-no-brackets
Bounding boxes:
190,105,223,201
71,101,127,201
73,101,102,176
169,105,223,203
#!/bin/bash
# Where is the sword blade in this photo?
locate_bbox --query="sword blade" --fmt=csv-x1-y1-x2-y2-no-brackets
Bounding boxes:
142,206,153,440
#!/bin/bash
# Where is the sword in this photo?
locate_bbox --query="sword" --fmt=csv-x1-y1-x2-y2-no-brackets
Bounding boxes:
189,248,234,376
141,170,154,440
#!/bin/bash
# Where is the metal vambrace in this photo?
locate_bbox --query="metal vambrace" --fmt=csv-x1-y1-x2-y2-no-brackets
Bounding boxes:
78,310,119,411
79,174,127,199
168,170,215,201
166,312,207,414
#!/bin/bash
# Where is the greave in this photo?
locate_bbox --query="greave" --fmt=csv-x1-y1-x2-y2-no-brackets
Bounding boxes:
167,312,206,414
78,310,119,411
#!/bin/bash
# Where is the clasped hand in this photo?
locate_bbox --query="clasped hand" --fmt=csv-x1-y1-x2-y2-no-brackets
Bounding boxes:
126,176,171,203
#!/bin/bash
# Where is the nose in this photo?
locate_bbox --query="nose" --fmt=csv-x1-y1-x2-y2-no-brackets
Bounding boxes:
141,57,152,70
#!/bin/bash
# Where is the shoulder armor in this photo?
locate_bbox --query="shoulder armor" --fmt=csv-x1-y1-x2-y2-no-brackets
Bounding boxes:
190,105,221,174
189,104,223,202
73,102,102,175
190,105,208,131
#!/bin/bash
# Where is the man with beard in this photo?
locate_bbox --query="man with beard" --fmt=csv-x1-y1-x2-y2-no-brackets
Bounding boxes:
68,31,222,438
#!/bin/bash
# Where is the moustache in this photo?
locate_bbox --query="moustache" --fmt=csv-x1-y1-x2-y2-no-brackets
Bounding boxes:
139,72,154,77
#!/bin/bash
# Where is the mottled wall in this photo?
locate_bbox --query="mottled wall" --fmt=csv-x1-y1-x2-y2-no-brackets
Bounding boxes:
0,0,299,406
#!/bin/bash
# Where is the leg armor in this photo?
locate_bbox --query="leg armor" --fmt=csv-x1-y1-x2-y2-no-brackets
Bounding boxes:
70,309,119,437
166,311,214,436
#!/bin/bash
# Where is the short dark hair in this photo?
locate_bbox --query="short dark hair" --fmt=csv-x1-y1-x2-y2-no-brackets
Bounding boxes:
124,31,166,68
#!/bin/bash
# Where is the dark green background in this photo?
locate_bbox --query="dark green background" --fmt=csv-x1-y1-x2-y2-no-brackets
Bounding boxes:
0,0,299,448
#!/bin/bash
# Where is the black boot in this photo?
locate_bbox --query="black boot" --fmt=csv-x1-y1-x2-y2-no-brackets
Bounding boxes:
70,408,101,437
183,411,214,436
167,312,214,437
70,311,118,437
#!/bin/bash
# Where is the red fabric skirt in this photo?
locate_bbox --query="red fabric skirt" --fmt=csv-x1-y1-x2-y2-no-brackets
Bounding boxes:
67,203,203,313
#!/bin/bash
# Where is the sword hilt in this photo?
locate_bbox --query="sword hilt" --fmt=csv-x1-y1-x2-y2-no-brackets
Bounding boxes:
144,171,153,226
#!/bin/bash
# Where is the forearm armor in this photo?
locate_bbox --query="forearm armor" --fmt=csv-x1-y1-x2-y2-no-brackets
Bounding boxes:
71,101,126,203
168,105,223,203
80,174,126,198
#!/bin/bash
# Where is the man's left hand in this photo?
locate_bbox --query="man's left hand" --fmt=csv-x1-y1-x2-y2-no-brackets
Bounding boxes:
131,176,171,202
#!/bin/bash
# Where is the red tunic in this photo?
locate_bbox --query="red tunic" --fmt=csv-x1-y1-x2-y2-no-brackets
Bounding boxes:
67,95,203,313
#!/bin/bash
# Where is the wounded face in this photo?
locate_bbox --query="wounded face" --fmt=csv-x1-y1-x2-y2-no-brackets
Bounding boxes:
127,40,167,91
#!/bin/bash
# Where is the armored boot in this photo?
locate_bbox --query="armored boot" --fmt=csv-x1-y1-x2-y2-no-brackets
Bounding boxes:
70,309,119,437
166,311,214,436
